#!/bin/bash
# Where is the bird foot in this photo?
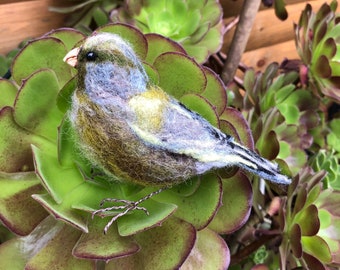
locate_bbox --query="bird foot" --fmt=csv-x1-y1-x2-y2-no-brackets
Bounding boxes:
92,188,165,234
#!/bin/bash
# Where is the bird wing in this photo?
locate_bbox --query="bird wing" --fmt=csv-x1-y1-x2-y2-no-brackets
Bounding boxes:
128,89,230,163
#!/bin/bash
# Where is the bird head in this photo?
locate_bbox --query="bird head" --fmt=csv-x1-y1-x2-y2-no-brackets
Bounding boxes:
64,32,149,101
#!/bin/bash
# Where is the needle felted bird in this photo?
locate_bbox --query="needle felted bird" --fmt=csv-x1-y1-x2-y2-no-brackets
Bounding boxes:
64,32,290,231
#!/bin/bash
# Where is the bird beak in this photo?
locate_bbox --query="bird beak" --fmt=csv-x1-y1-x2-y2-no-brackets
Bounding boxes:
63,47,80,67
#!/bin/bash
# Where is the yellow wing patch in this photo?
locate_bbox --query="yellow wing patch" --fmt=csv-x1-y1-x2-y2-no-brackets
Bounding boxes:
128,86,170,132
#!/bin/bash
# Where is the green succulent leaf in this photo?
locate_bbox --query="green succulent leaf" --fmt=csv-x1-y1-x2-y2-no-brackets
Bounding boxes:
32,145,83,204
154,52,207,98
14,69,64,141
301,235,332,263
97,23,148,60
144,33,185,64
0,79,17,108
116,192,177,236
155,174,222,230
44,28,86,52
180,93,219,127
12,37,73,87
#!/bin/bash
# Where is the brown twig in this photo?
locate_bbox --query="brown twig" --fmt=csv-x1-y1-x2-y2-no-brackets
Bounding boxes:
221,0,261,85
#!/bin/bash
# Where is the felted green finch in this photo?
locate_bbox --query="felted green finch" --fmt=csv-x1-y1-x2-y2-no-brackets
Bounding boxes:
64,32,290,231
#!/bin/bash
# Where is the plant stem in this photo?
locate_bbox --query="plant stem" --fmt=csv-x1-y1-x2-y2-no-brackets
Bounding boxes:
221,0,261,85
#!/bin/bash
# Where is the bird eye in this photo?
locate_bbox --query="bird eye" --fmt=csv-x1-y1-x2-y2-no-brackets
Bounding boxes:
86,51,98,61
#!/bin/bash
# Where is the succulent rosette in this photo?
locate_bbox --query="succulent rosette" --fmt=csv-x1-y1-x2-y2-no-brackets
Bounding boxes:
49,0,123,32
309,150,340,190
280,168,340,268
294,0,340,102
0,23,254,268
229,63,321,176
111,0,224,63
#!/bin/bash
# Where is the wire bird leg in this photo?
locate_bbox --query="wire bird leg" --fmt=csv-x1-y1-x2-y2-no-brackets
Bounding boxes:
91,188,165,234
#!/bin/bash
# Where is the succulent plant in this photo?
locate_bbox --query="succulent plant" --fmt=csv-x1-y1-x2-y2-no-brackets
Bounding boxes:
309,149,340,190
294,0,340,102
50,0,123,33
228,63,322,175
110,0,224,63
0,23,255,268
280,167,340,268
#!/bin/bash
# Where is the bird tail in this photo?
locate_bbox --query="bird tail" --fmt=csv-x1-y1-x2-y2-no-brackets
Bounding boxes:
228,140,291,185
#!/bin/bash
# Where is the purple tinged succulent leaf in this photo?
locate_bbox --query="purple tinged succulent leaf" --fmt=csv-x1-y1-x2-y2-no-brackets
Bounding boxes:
106,218,196,269
303,251,327,270
0,172,47,236
300,110,320,130
316,190,340,217
295,204,320,236
180,228,230,269
32,193,89,233
219,120,242,144
0,217,65,269
201,66,227,116
256,130,280,160
73,221,140,260
290,223,303,258
320,38,337,59
0,107,35,172
219,107,254,150
314,55,332,78
314,22,328,46
25,222,94,269
208,171,252,234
